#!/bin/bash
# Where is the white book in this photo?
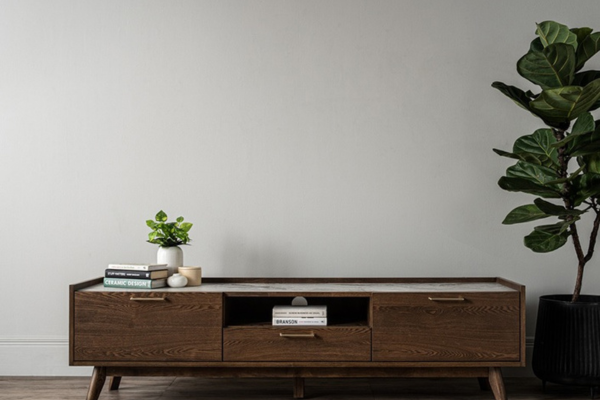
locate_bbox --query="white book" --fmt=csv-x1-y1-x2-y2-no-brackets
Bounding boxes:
107,263,168,271
272,305,327,317
272,317,327,326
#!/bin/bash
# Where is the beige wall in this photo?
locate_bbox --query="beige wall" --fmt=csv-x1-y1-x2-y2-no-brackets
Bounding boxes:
1,0,599,375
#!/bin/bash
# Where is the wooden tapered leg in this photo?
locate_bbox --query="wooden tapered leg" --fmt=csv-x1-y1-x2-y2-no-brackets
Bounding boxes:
488,367,507,400
293,377,305,399
86,367,106,400
109,376,122,390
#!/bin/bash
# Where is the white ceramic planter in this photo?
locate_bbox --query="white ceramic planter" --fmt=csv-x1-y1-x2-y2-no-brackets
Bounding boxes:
157,246,183,276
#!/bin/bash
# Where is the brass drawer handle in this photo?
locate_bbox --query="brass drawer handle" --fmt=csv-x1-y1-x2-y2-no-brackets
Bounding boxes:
279,333,316,338
428,297,465,302
130,297,166,301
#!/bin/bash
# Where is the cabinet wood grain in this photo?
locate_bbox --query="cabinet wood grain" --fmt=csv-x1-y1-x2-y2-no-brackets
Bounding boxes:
73,291,222,362
372,292,520,362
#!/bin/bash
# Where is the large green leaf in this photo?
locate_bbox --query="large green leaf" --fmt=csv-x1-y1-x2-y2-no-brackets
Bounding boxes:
572,71,600,111
585,155,600,174
529,79,600,128
576,32,600,71
552,112,595,148
570,121,600,156
572,70,600,86
517,43,575,89
570,173,600,206
493,148,521,160
512,129,558,168
524,222,570,252
533,198,567,215
499,161,561,198
533,198,583,217
530,37,544,53
572,138,600,157
498,177,562,198
572,112,595,135
572,27,593,45
491,82,535,111
493,148,542,165
506,161,559,185
502,204,549,225
536,21,578,50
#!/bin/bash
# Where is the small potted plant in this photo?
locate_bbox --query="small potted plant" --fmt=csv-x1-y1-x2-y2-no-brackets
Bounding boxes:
492,20,600,393
146,210,193,275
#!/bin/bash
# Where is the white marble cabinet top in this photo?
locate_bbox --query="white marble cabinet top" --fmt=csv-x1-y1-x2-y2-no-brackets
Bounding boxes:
82,281,517,293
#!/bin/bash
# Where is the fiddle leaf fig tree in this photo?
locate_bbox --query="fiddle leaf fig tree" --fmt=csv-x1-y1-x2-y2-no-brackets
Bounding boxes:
493,21,600,302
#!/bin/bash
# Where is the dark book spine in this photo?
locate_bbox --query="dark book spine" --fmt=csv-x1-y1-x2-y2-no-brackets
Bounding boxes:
105,270,152,279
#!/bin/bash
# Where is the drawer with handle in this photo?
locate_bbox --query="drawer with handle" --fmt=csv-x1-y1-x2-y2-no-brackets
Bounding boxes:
73,291,222,362
223,326,371,362
372,292,521,362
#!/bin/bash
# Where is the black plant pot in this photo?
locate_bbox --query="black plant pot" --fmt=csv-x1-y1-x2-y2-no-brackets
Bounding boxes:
532,294,600,390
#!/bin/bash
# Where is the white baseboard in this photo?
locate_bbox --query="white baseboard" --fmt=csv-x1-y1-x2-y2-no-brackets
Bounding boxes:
0,337,91,376
0,337,535,377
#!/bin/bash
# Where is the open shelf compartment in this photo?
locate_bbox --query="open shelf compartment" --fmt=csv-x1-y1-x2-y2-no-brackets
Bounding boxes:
224,295,370,327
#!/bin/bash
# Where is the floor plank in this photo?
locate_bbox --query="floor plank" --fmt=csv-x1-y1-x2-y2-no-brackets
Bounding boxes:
0,376,595,399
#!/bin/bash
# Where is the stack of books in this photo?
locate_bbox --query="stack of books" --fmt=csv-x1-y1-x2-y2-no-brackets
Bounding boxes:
272,305,327,326
103,264,168,289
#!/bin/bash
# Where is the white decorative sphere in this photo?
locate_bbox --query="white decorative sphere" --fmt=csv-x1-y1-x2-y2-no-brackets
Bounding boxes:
167,273,188,288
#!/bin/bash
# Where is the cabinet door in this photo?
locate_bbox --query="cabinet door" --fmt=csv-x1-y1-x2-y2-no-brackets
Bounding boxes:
372,292,520,362
73,292,222,362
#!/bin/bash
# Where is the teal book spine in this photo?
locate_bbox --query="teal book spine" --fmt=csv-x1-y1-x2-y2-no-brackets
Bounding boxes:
103,277,166,289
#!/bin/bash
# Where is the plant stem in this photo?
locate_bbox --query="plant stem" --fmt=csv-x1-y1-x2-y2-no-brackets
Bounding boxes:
570,221,586,302
552,128,588,302
574,210,600,302
553,128,568,181
585,208,600,263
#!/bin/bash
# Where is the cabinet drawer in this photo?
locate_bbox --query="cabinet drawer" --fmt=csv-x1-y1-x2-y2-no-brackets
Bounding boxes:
223,326,371,362
372,292,520,362
73,291,222,362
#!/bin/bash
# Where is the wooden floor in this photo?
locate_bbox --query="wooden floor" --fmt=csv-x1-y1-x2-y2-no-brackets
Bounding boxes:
0,376,596,400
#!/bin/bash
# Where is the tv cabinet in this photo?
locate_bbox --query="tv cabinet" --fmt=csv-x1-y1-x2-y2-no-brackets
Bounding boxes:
69,277,525,400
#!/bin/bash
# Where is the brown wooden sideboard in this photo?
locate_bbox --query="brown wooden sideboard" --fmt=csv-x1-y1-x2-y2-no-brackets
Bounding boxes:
69,277,525,400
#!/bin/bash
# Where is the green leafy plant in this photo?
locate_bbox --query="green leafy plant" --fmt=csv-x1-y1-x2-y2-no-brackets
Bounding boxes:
493,21,600,302
146,210,193,247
